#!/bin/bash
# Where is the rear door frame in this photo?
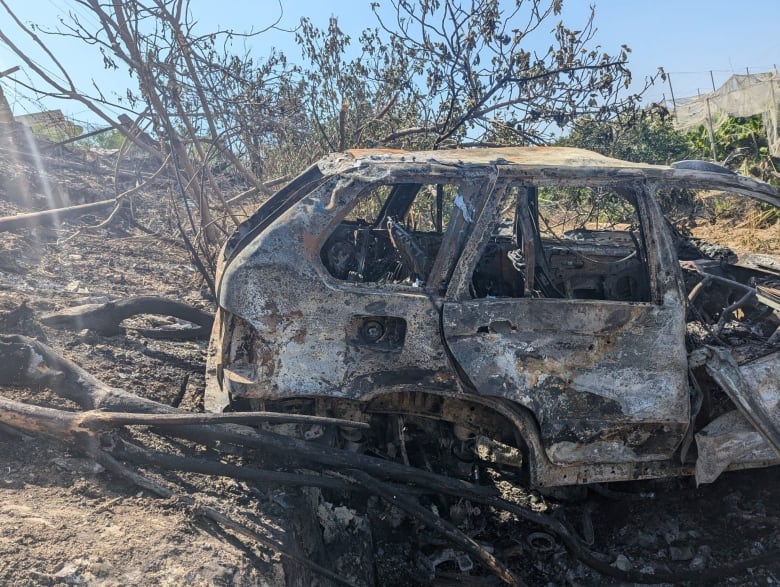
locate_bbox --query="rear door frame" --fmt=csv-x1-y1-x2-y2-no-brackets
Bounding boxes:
442,171,690,466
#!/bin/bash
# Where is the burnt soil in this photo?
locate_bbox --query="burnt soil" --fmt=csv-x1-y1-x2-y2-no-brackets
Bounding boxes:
0,135,778,586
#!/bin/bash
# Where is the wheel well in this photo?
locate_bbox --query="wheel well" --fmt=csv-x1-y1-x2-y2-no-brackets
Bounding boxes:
240,389,545,480
364,390,518,444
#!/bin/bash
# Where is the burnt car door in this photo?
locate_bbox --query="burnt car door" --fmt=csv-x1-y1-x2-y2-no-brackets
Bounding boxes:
217,166,496,404
442,178,690,466
308,177,480,397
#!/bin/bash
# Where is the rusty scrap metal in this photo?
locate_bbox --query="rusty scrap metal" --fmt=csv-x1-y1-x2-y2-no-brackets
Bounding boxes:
702,347,780,457
757,284,780,311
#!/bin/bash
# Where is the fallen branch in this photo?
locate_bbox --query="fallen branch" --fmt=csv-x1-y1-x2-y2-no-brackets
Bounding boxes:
0,395,367,438
40,296,214,340
0,198,117,232
0,335,494,494
0,395,85,440
94,448,356,586
113,438,356,493
0,334,623,584
0,334,496,581
82,409,370,430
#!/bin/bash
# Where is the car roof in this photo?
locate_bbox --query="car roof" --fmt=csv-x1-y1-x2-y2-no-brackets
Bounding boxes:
341,146,662,170
314,146,780,208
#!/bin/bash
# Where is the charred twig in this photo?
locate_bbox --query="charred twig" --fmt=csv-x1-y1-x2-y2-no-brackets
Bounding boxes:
82,409,370,430
94,449,173,497
91,496,125,515
112,438,355,493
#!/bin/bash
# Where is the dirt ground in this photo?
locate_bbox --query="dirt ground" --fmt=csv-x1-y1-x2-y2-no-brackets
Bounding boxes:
689,192,780,259
0,136,778,586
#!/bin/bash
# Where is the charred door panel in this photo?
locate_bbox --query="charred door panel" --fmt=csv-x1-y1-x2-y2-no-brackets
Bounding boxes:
442,298,689,464
220,243,457,400
218,171,487,401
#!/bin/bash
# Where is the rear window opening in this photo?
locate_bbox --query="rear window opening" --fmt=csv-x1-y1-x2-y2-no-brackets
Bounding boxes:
472,184,651,302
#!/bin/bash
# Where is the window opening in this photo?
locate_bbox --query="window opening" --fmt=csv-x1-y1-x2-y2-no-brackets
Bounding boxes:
322,182,461,286
472,184,651,302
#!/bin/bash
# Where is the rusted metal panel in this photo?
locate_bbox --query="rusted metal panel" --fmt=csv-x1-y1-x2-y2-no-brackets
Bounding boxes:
702,347,780,456
442,298,689,464
695,410,779,485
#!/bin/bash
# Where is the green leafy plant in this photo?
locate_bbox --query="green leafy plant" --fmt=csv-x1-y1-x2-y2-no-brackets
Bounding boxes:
560,107,697,219
687,115,779,184
73,128,127,149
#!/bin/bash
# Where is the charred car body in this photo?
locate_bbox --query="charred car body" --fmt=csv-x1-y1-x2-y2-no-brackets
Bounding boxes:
206,147,780,487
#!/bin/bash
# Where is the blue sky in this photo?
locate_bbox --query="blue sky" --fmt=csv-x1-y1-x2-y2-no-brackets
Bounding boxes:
1,0,778,125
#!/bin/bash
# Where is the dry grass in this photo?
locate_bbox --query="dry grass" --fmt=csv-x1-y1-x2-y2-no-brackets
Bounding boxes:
691,192,779,257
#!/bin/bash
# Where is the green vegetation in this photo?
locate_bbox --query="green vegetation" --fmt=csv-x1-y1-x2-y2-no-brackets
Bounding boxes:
685,115,779,226
687,115,779,181
562,108,779,183
559,108,696,218
560,107,692,165
560,107,780,226
73,129,127,150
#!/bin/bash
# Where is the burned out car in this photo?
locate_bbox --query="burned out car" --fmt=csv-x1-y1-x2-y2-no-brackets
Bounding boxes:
206,147,780,487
